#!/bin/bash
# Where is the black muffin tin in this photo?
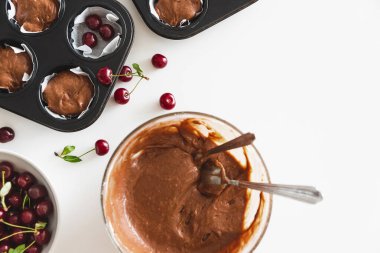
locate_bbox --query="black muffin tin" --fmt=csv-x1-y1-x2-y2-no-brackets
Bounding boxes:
0,0,134,132
132,0,259,40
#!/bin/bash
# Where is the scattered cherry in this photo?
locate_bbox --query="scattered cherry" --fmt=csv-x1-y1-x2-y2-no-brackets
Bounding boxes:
159,93,176,110
151,54,168,69
35,200,53,218
17,172,35,190
95,140,109,156
25,245,42,253
27,185,47,201
11,228,26,244
6,193,22,209
34,229,51,245
0,127,15,143
114,88,130,105
99,24,115,41
82,32,98,48
85,14,102,30
97,67,113,85
118,66,133,82
20,209,36,225
0,161,13,180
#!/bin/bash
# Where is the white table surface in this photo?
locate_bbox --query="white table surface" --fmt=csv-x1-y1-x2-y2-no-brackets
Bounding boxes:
1,0,380,252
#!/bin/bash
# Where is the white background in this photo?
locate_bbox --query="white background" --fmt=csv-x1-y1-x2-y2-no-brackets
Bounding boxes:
1,0,380,252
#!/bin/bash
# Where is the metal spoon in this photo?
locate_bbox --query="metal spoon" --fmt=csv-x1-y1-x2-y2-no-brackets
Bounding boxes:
194,133,255,161
198,160,323,204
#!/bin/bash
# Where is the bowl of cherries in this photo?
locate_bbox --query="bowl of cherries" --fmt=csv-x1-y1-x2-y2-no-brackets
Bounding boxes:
0,151,58,253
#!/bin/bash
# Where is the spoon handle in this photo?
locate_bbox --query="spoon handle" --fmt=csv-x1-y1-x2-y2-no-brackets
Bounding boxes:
229,180,323,204
206,133,255,156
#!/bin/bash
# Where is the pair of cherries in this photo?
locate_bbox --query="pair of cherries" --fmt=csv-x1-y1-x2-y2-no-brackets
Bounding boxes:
82,14,115,48
97,54,176,110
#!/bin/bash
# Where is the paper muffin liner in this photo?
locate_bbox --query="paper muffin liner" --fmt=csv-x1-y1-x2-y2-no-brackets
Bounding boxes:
149,0,204,27
0,43,35,93
71,7,122,59
7,0,62,33
40,67,95,120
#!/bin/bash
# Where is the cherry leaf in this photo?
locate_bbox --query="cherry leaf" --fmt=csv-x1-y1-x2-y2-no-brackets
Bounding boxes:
35,221,47,230
0,182,11,197
132,63,143,76
61,145,75,156
62,156,82,163
9,244,26,253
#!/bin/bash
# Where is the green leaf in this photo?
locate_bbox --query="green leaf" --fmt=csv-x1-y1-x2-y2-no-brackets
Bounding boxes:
62,156,82,163
35,221,47,230
132,63,143,76
61,145,75,156
9,244,26,253
0,182,11,197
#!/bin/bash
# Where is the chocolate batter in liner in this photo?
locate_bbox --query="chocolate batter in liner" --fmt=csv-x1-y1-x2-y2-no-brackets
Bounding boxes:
104,118,265,253
0,44,33,93
151,0,204,27
41,68,95,119
7,0,61,33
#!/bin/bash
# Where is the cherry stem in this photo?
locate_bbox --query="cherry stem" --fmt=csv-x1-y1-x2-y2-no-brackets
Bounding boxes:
0,230,35,242
24,241,36,251
78,148,96,158
111,72,150,81
0,219,34,231
1,172,8,211
22,194,30,210
129,77,145,96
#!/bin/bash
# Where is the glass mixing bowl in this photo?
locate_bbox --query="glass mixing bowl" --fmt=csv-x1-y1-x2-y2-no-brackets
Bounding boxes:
101,112,272,253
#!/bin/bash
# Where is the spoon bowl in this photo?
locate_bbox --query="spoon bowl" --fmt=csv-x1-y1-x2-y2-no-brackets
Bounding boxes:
199,159,323,204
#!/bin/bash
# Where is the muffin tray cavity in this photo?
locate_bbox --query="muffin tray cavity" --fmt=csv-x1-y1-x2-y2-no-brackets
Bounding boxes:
0,0,134,132
132,0,259,40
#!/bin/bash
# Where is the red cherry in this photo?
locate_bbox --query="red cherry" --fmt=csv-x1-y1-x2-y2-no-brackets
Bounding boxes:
6,193,22,209
27,185,47,200
34,229,51,245
85,14,102,30
5,211,20,225
114,88,130,105
99,24,115,41
0,161,14,180
97,67,113,85
17,172,35,190
82,32,97,48
0,243,10,253
118,66,133,82
25,245,42,253
151,54,168,69
35,200,53,218
20,209,36,225
11,228,26,244
159,93,176,110
0,127,15,143
0,208,6,220
10,171,19,185
95,140,109,156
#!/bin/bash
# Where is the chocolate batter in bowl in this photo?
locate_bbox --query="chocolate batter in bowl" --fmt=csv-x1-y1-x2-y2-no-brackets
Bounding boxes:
102,112,272,253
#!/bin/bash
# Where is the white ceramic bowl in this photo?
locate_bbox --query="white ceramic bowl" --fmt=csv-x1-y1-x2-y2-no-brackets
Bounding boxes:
0,150,59,252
